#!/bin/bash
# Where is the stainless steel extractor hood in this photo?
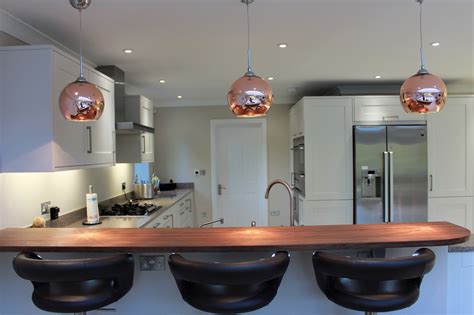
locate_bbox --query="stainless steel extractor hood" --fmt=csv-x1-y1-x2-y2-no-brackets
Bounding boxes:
96,65,155,134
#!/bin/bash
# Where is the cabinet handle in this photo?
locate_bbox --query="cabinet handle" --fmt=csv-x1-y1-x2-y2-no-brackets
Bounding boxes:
86,126,92,154
382,116,399,121
180,211,185,215
163,215,170,220
142,135,146,154
430,175,433,191
179,202,184,207
154,222,161,228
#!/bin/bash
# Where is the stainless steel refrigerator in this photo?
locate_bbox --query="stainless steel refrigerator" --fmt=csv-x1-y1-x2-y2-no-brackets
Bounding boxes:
353,125,428,224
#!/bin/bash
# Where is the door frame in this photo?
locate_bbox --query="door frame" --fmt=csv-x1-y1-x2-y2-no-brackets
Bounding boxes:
210,119,268,225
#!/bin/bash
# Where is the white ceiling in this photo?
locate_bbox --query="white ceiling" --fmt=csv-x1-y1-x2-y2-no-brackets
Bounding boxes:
0,0,472,107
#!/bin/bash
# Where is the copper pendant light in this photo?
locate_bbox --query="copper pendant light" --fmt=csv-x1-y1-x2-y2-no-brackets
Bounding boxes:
227,0,273,118
59,0,104,121
400,0,447,114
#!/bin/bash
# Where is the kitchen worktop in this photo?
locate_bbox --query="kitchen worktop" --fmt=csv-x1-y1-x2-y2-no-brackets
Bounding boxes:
0,221,469,253
65,189,193,228
449,234,474,252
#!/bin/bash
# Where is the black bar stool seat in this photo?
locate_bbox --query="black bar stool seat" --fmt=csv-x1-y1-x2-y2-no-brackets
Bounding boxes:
13,252,134,314
168,251,290,313
312,248,435,314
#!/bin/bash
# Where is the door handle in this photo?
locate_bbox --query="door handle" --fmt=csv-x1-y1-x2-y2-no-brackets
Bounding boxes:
218,184,227,195
389,151,394,222
383,152,389,223
86,126,92,154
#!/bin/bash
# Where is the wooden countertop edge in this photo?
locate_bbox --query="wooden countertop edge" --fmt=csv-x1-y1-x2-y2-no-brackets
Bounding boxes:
0,221,470,253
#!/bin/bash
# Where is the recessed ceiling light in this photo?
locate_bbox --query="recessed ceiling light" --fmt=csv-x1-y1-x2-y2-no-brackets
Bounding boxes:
123,49,133,54
177,95,183,99
375,75,382,79
278,43,288,48
430,42,440,47
267,77,274,81
159,79,166,83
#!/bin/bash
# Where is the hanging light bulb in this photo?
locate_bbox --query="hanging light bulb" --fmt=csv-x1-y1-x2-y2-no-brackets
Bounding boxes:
227,0,273,118
59,0,104,121
400,0,447,114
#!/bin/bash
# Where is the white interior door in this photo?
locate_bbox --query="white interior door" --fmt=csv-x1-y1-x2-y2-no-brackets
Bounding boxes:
211,119,267,227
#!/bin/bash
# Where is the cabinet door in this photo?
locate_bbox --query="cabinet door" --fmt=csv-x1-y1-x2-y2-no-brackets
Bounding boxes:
302,200,353,225
354,96,426,122
428,97,474,197
141,132,154,162
304,98,353,200
52,52,87,168
141,97,154,128
84,71,115,166
289,106,296,138
428,197,473,230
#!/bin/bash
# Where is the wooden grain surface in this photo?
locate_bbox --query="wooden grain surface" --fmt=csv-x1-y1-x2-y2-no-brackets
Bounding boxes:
0,222,470,253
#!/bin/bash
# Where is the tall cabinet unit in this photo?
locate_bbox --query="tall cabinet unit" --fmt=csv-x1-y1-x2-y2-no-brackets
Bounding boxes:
291,95,474,229
0,45,115,172
427,96,474,230
292,97,353,226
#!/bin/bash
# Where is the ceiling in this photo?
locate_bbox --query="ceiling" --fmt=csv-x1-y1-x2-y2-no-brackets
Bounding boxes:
0,0,472,107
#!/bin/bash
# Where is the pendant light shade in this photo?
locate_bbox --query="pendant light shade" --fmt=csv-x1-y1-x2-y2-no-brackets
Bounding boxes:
228,74,273,117
400,71,447,113
59,79,105,120
400,0,447,114
59,0,104,121
227,0,273,118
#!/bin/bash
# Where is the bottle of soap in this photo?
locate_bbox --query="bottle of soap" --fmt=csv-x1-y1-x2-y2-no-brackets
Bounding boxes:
86,185,100,224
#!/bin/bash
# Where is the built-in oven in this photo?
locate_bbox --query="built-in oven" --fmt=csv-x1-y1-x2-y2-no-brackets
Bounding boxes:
292,136,305,196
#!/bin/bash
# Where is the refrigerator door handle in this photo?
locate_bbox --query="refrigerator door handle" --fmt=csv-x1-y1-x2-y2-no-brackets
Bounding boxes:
389,151,394,222
383,152,389,223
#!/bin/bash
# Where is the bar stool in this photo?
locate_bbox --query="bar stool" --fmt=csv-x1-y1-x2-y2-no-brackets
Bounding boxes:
168,251,290,313
312,248,435,315
13,252,134,314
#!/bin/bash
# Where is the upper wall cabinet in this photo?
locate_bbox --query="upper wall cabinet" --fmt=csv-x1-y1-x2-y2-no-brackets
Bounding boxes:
427,96,474,198
116,95,155,163
289,101,304,138
354,96,426,122
303,97,353,200
0,45,115,172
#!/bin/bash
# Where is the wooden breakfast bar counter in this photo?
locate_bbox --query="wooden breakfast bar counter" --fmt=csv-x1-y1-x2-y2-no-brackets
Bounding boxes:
0,222,471,315
0,221,470,252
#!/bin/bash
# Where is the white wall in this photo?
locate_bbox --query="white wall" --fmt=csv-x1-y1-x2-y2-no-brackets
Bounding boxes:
0,165,135,228
154,104,291,226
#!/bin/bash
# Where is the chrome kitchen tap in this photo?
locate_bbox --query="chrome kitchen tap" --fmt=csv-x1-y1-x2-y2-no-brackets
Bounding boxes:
265,180,294,226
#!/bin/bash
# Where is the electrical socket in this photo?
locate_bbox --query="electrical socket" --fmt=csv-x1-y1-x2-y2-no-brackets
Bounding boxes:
270,210,280,216
121,182,126,191
41,201,51,215
139,255,165,271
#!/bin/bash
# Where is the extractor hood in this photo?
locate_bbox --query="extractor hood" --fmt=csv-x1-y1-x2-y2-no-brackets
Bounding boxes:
96,65,155,134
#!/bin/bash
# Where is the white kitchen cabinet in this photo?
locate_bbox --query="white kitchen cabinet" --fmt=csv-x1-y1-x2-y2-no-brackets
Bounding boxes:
116,95,155,163
300,199,353,226
427,96,474,198
303,97,353,200
354,96,426,122
0,45,115,172
428,197,473,231
142,213,173,228
289,101,304,138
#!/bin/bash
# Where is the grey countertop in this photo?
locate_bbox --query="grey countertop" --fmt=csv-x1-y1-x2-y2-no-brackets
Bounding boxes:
449,234,473,252
65,189,193,228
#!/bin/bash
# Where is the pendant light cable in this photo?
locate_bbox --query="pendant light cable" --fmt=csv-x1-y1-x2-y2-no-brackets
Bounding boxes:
246,0,253,75
79,8,84,79
418,0,426,71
